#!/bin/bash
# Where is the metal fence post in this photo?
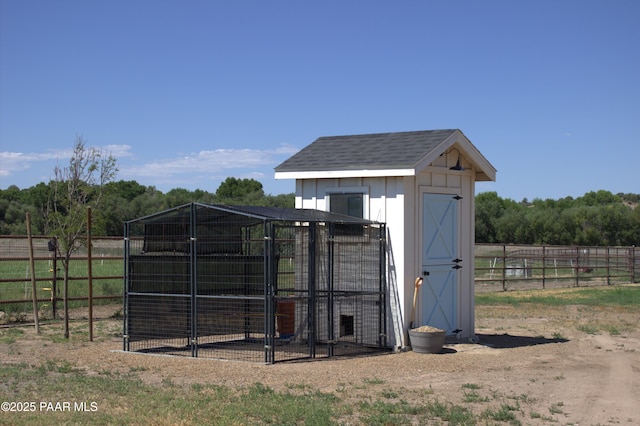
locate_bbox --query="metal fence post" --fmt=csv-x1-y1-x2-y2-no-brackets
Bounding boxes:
189,203,197,357
575,247,580,287
542,245,546,290
606,247,611,285
502,245,506,291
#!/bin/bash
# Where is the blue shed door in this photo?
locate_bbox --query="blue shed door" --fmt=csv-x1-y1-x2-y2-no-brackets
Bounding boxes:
420,193,460,334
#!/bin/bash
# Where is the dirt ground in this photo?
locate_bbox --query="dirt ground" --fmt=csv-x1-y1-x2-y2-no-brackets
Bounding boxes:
2,302,639,425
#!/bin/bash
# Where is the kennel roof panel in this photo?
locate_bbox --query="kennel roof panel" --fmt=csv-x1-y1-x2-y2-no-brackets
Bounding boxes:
126,203,381,226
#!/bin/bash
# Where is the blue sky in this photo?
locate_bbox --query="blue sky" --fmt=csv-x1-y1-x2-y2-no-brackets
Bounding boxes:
1,1,638,201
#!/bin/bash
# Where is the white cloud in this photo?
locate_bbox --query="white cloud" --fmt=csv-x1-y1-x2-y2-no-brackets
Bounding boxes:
102,144,134,158
0,151,57,175
273,144,300,155
0,144,134,178
0,143,295,192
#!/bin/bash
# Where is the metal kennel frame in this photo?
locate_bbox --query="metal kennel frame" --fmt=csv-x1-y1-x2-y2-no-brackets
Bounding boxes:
123,203,387,363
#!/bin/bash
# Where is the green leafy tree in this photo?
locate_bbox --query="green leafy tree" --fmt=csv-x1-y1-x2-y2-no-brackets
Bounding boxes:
163,188,195,208
215,177,264,203
192,189,216,204
0,185,21,201
265,192,295,208
106,180,147,201
45,136,118,338
573,206,601,245
629,204,640,245
0,200,35,234
21,182,52,233
600,204,633,246
100,193,132,236
475,192,506,243
101,181,145,234
577,190,620,206
128,186,164,218
495,207,532,244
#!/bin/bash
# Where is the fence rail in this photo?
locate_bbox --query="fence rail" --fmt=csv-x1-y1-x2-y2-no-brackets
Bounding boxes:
1,236,639,321
0,235,123,321
475,244,639,292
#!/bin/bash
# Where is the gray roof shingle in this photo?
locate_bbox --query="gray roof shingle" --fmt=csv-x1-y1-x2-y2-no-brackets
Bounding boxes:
274,129,458,172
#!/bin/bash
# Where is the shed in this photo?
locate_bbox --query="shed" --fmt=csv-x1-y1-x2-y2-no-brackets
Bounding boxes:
123,203,387,363
275,129,496,347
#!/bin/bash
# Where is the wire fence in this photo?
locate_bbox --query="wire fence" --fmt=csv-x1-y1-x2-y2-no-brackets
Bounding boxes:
1,236,638,323
0,235,123,322
475,244,639,292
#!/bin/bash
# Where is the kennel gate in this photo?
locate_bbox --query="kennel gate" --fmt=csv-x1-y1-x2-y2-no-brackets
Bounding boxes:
123,203,387,363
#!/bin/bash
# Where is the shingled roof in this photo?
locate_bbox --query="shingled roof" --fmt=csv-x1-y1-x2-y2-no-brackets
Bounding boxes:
274,129,496,181
275,129,456,172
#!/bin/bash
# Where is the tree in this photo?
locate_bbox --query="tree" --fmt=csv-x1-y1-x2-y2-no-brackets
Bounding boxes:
105,180,147,201
475,192,506,243
21,182,52,233
215,177,264,202
629,204,640,246
577,190,620,206
163,188,196,208
45,136,118,338
0,185,21,201
495,207,532,244
128,186,164,218
265,192,295,208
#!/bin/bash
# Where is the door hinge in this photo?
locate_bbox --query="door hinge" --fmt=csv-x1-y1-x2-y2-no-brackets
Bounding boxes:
452,265,462,270
453,258,462,263
453,195,462,200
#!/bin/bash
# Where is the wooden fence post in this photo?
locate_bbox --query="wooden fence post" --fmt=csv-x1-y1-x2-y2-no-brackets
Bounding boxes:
88,207,93,342
49,238,58,319
26,212,40,334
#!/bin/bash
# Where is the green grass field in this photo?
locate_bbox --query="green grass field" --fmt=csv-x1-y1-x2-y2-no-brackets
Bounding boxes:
0,258,122,315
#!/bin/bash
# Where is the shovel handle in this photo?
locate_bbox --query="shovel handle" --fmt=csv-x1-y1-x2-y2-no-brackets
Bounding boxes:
409,277,423,328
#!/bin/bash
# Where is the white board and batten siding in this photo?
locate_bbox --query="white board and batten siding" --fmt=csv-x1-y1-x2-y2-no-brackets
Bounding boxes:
293,168,474,346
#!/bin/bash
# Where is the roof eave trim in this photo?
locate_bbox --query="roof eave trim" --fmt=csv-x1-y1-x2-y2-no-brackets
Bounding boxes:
475,172,494,182
275,168,416,180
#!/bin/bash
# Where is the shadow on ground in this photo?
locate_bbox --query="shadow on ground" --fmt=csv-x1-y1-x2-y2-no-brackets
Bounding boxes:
475,333,569,349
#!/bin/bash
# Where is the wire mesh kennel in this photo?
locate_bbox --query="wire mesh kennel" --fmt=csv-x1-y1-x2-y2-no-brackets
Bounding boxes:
123,203,387,363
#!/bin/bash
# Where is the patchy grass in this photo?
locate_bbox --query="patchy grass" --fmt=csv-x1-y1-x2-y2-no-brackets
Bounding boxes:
1,286,638,425
481,402,521,424
0,361,341,425
477,286,640,337
0,353,556,425
577,323,600,335
0,327,24,344
476,285,640,308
